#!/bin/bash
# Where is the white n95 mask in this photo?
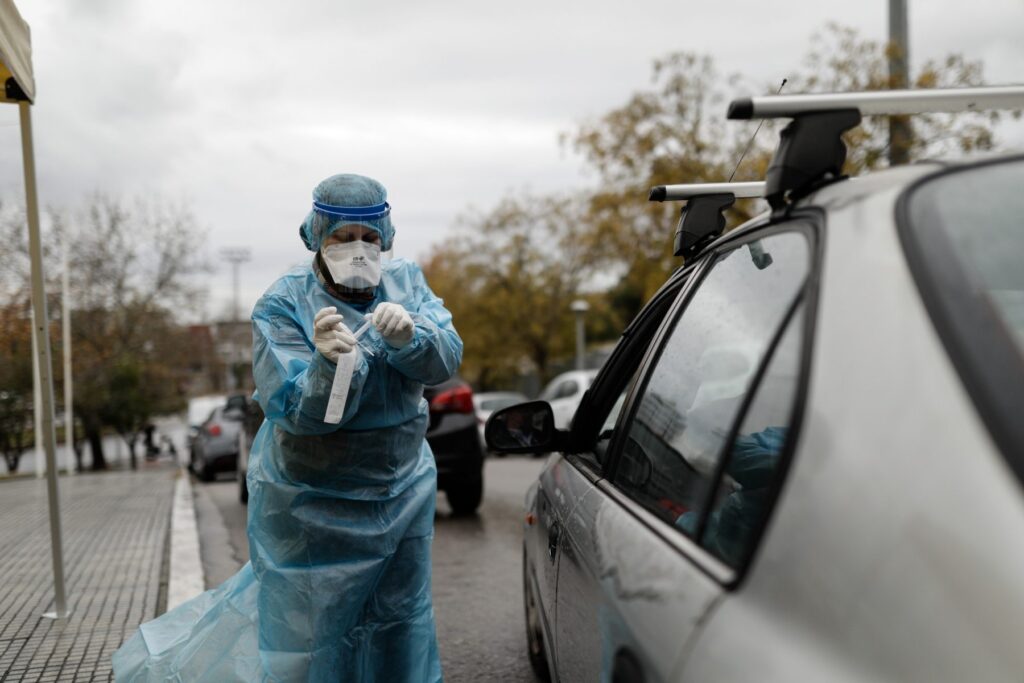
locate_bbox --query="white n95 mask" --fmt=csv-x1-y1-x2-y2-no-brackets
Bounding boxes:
321,241,382,289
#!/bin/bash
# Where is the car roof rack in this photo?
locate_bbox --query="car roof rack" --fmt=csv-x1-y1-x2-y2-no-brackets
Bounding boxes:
648,181,767,260
726,85,1024,210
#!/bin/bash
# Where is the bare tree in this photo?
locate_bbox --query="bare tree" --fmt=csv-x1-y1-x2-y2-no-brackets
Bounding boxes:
55,194,208,469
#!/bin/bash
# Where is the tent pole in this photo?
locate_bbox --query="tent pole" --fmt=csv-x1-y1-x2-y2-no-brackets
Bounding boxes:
62,233,74,476
19,100,69,619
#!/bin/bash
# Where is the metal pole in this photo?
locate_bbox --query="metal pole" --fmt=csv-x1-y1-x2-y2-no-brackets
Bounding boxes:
889,0,912,165
31,307,43,477
62,237,74,476
19,101,69,619
220,248,250,391
571,300,589,371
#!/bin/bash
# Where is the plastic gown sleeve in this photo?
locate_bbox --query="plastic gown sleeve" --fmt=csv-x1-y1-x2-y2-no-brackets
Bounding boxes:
252,296,370,434
383,266,463,386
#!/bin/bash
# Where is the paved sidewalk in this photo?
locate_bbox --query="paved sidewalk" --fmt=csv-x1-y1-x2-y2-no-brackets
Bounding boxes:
0,464,178,682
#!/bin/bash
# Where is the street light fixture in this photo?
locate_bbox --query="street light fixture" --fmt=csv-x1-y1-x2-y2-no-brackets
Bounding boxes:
571,300,590,371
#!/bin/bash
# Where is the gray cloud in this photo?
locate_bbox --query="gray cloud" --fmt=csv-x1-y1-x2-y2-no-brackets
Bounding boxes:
1,0,1022,319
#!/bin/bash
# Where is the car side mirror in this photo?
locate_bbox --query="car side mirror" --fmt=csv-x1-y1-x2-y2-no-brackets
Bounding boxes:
486,401,558,454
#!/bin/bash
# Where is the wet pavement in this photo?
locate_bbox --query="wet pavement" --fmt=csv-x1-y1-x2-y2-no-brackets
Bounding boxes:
0,463,179,682
194,455,547,682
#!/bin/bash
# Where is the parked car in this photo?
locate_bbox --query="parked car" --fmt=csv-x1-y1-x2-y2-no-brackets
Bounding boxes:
190,394,248,482
186,394,228,454
538,369,599,430
473,391,529,455
236,400,264,504
425,376,486,515
489,88,1024,681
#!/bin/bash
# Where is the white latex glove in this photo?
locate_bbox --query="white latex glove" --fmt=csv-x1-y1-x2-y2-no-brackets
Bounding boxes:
313,306,357,363
372,303,415,349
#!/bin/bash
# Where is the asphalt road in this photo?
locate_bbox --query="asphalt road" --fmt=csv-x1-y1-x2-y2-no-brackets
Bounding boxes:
192,455,547,682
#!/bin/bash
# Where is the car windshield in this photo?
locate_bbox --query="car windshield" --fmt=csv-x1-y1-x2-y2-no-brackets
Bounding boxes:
188,396,227,426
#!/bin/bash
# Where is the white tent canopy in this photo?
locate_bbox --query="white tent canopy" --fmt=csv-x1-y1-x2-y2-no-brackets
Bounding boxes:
0,0,33,102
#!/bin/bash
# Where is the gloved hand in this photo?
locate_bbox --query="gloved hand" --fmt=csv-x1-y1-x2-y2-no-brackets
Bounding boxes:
313,306,357,363
372,303,415,349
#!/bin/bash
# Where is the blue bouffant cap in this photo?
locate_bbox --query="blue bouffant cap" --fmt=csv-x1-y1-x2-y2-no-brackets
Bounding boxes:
299,174,395,251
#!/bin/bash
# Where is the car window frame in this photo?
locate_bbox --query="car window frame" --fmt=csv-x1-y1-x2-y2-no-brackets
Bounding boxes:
561,260,712,481
896,155,1024,483
597,215,823,587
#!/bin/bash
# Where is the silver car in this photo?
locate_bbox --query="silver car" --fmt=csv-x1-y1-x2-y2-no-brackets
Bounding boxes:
490,90,1024,682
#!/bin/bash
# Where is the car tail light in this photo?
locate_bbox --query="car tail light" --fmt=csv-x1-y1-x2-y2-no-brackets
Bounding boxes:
207,423,222,437
429,384,474,414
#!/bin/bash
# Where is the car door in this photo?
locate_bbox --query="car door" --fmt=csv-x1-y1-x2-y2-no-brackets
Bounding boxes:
525,264,697,677
554,225,816,682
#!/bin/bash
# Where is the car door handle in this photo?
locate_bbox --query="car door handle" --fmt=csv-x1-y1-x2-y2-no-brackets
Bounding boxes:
548,522,560,562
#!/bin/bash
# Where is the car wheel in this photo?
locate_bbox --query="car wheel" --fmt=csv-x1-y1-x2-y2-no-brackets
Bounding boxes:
523,547,551,681
239,472,248,504
446,477,483,516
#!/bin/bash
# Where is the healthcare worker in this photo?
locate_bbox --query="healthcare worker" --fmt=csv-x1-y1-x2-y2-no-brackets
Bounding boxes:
113,174,462,682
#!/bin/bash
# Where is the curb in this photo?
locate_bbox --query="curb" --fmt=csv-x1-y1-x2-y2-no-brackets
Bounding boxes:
168,469,205,610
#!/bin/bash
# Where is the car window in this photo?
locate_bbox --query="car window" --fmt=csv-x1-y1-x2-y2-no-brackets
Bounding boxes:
480,397,522,412
613,231,809,537
556,380,579,400
694,305,804,568
900,158,1024,475
568,267,697,474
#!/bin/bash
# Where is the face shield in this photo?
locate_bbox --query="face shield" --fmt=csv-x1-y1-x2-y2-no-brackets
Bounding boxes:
311,200,393,252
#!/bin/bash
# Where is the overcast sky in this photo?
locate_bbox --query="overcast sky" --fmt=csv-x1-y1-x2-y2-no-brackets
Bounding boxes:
2,0,1023,321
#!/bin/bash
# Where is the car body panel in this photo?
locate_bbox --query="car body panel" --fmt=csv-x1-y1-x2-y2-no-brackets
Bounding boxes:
554,459,722,682
524,455,579,675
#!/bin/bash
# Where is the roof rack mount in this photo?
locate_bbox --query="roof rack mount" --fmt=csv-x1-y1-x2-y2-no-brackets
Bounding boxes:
647,181,767,260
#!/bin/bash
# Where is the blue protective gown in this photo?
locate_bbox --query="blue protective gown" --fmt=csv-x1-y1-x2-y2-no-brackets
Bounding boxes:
113,257,462,682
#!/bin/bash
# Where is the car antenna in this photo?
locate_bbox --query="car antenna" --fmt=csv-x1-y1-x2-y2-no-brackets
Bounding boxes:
727,79,787,183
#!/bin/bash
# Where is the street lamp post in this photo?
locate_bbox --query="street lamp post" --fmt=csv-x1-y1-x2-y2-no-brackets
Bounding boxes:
889,0,912,165
571,300,590,371
220,248,251,391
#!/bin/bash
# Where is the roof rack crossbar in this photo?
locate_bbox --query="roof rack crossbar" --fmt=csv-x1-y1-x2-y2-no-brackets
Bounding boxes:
728,85,1024,120
649,181,765,202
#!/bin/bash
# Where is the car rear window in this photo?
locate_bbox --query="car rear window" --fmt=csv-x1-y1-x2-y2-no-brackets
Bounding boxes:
480,397,521,411
900,157,1024,479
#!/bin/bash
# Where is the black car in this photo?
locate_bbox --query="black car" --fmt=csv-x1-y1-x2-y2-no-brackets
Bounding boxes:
425,376,485,515
238,377,486,514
